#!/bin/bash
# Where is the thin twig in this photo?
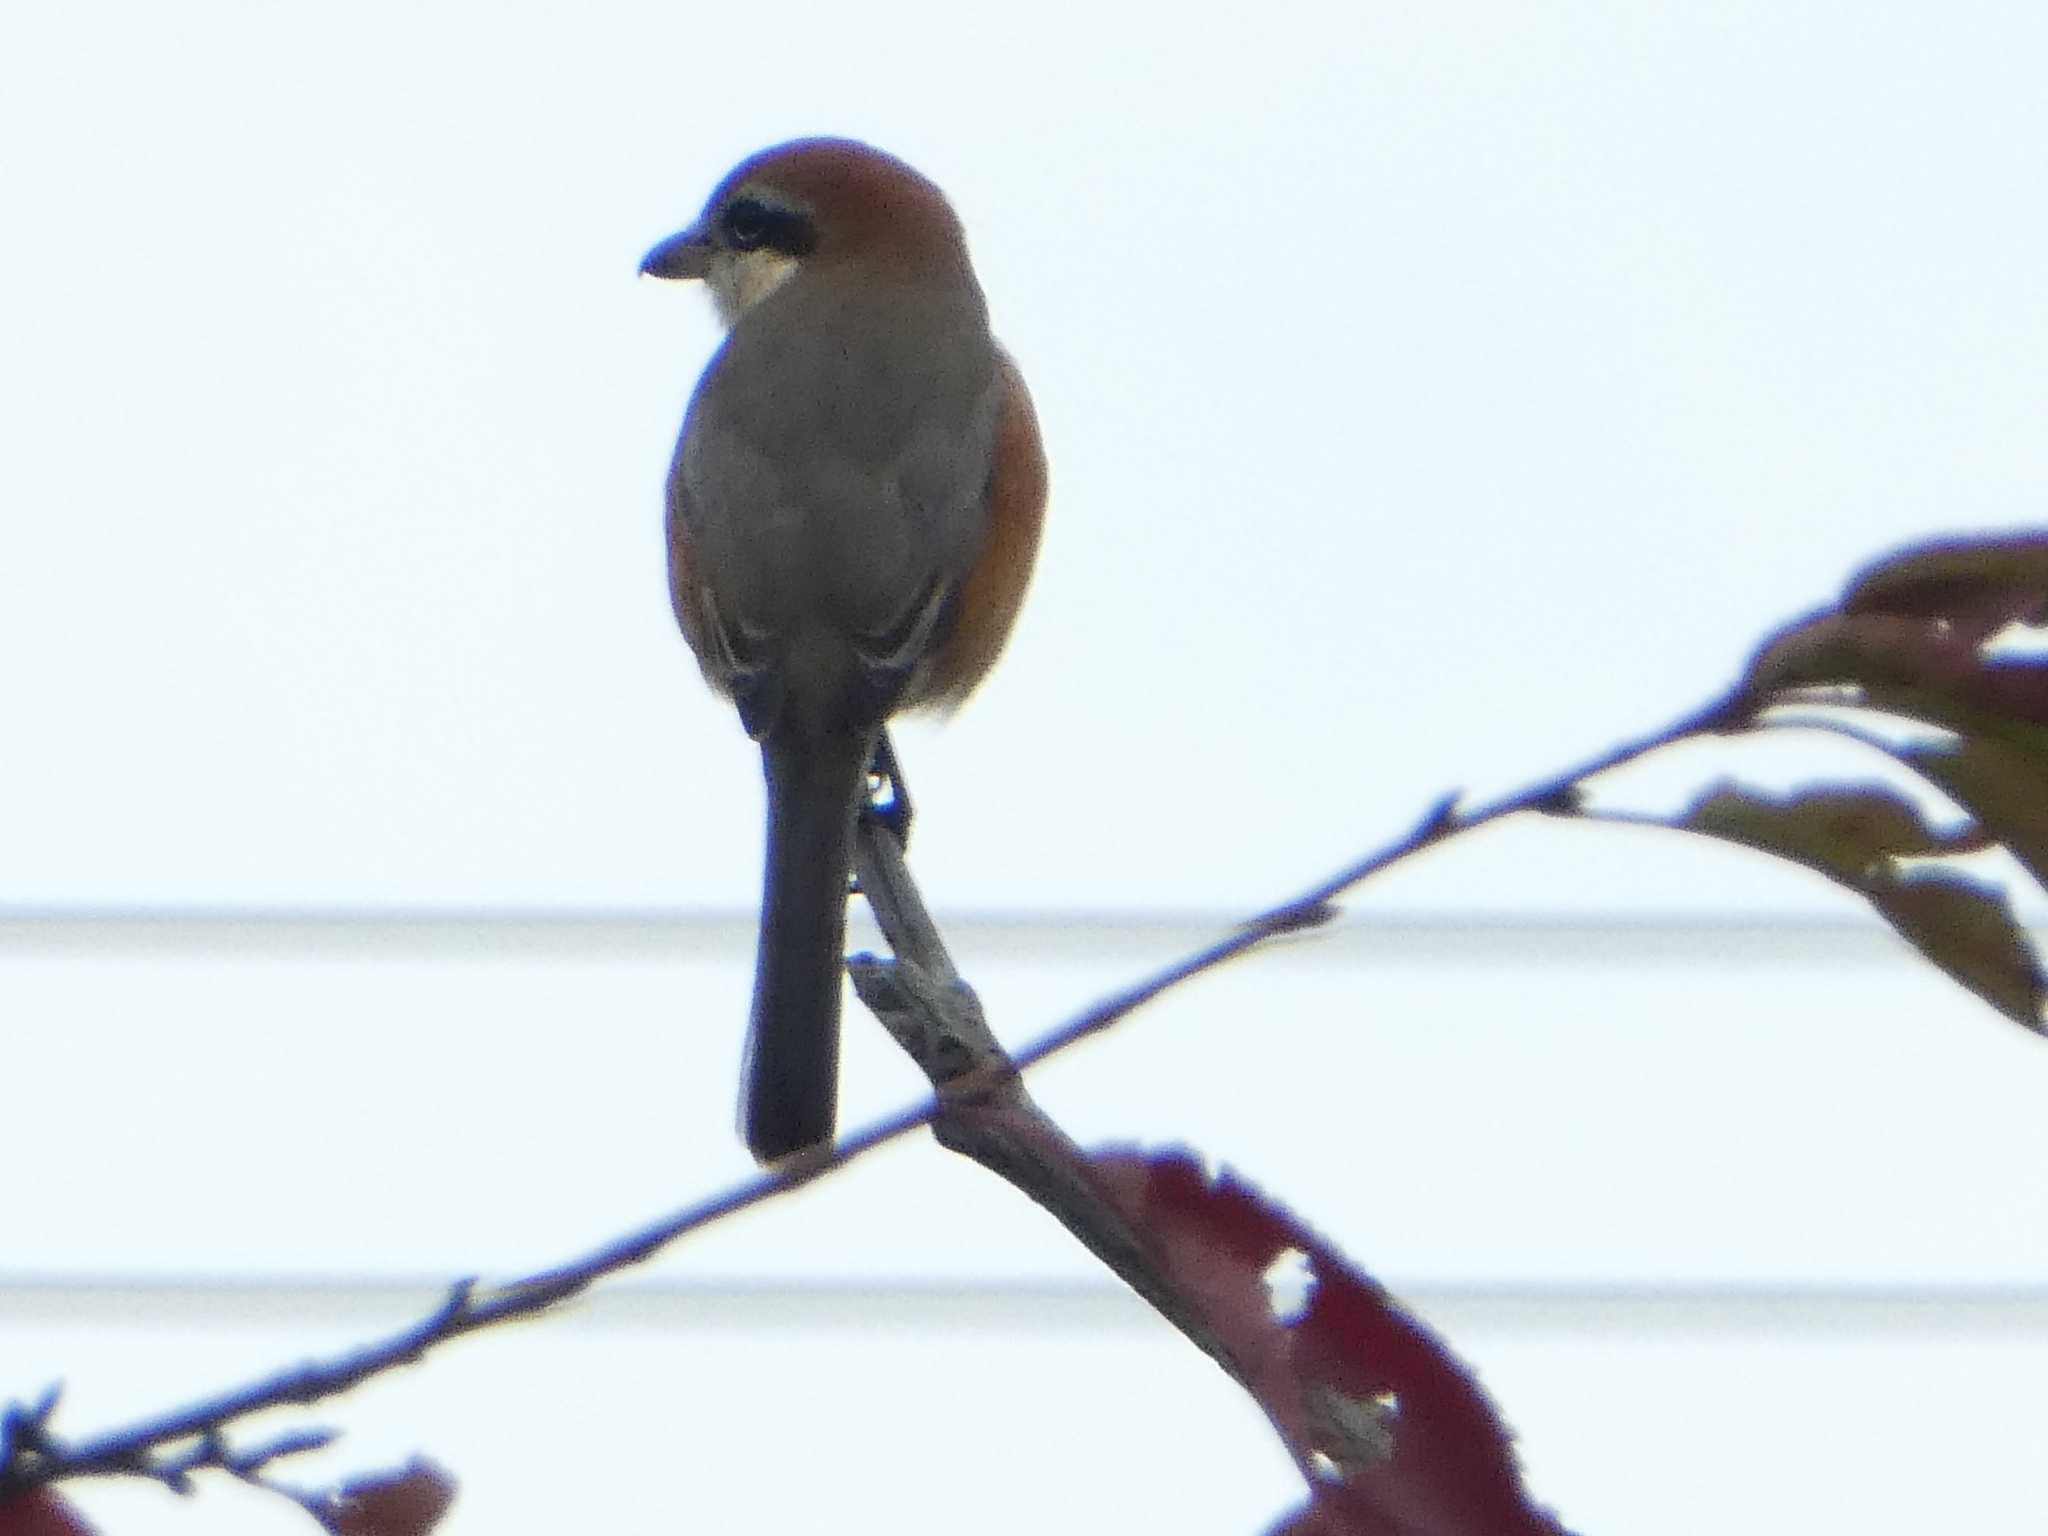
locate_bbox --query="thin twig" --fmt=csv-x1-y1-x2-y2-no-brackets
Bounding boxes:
2,685,1742,1506
1010,685,1748,1073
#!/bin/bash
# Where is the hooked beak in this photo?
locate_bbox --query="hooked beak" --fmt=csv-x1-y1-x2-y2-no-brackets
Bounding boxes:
639,222,713,280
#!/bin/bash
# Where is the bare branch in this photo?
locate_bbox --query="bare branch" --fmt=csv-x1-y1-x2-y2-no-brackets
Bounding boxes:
3,685,1741,1509
1013,686,1749,1075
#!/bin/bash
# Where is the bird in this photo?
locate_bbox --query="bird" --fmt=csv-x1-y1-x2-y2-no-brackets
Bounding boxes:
641,138,1046,1163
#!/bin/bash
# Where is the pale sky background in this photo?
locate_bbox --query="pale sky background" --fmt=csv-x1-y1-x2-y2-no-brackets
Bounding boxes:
5,3,2048,1534
4,0,2045,917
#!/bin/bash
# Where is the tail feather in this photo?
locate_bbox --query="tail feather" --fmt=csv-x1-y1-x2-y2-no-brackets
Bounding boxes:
743,730,872,1162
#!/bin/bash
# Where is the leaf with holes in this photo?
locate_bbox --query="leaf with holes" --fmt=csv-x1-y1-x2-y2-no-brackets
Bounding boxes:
1085,1149,1570,1536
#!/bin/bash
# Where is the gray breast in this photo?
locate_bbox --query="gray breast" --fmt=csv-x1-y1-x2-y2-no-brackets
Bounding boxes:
670,274,1002,726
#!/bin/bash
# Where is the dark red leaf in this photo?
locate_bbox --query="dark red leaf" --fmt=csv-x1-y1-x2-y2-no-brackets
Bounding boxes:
1749,611,1959,697
1747,536,2048,730
324,1458,456,1536
1843,533,2048,640
0,1491,96,1536
1088,1150,1569,1536
1955,662,2048,726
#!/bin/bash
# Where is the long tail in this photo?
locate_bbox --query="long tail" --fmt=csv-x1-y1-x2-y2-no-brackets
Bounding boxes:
743,729,872,1162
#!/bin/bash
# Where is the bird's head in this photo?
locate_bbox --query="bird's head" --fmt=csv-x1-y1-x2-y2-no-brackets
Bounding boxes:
640,138,974,328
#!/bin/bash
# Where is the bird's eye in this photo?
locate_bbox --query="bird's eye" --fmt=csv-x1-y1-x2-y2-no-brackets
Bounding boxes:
722,198,775,250
718,196,817,257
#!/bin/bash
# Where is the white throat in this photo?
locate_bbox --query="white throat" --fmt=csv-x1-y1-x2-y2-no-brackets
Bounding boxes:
710,249,801,327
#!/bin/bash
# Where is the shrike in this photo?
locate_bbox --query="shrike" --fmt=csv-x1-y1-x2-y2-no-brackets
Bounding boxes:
643,138,1046,1162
